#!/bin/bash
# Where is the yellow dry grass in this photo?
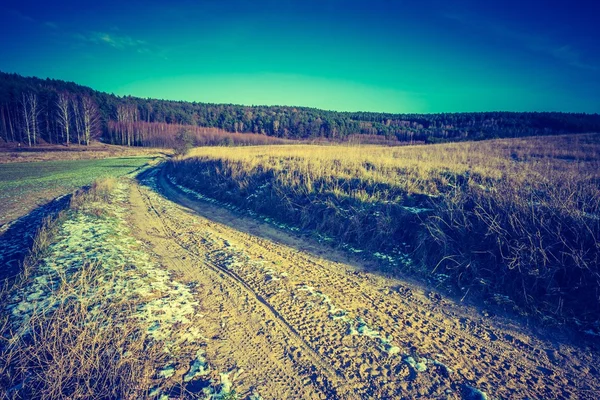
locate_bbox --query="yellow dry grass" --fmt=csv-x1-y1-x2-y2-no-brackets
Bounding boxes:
185,133,600,199
0,180,170,399
174,133,600,323
0,263,165,400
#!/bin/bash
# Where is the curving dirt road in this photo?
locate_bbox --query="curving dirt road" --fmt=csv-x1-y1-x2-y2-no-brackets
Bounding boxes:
126,166,600,399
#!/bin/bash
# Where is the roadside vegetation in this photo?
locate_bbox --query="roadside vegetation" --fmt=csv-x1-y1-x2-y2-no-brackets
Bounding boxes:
0,178,221,399
167,133,600,327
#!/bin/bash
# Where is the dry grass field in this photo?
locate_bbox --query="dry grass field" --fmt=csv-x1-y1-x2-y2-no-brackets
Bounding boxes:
2,140,599,399
168,133,600,325
1,179,211,399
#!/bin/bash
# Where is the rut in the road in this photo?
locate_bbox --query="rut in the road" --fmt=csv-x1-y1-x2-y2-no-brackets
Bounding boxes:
130,181,341,399
126,169,600,400
135,182,344,395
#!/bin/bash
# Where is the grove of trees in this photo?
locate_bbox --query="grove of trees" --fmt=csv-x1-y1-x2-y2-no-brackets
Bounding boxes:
1,71,599,147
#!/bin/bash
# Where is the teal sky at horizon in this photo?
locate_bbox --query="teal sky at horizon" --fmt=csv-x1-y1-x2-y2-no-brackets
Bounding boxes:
1,0,599,113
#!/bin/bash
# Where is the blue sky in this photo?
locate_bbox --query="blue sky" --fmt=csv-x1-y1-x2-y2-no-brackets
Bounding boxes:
1,0,599,113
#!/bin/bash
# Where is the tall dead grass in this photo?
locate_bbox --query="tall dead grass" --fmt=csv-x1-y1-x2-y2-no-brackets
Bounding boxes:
169,133,600,324
0,263,166,399
0,180,169,399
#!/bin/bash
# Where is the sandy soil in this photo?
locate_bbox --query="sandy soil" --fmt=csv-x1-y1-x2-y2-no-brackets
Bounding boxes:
125,167,600,399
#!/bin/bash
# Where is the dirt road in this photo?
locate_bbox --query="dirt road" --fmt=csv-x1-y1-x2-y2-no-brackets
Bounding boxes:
127,167,600,399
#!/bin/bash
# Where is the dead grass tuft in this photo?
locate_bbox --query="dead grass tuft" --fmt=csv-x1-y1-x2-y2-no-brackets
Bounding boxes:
69,177,118,213
0,262,168,399
91,177,117,203
169,133,600,325
1,179,176,399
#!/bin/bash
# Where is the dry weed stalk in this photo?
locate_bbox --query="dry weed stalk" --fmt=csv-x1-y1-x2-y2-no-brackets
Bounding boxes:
1,262,167,399
1,179,172,399
170,133,600,324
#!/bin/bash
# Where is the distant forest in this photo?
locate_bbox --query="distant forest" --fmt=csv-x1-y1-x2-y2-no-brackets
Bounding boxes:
1,71,600,147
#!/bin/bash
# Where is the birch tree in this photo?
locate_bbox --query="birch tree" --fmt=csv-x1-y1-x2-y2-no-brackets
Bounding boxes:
20,93,40,146
81,95,100,145
56,92,71,146
117,104,138,146
72,97,83,145
29,93,40,146
0,105,9,142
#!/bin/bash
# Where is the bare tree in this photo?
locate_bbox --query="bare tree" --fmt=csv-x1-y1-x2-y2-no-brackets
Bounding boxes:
117,103,138,146
81,95,100,145
4,104,16,142
29,93,40,145
56,92,71,146
72,97,83,145
0,104,9,143
21,93,31,146
20,93,40,146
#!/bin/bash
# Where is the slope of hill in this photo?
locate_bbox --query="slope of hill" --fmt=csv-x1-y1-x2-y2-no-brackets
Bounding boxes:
1,71,599,147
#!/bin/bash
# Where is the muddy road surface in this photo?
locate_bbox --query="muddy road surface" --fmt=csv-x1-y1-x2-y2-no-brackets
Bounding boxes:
125,167,600,399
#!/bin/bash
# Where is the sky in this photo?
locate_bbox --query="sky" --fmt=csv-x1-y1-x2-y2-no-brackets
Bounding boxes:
1,0,599,113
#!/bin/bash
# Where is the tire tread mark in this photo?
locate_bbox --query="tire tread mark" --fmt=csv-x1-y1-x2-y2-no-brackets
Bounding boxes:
136,177,345,392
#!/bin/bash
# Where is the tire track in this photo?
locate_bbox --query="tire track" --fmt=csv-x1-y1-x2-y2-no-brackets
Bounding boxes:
146,165,600,400
134,181,346,398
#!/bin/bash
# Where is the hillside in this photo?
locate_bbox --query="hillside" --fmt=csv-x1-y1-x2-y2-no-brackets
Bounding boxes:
1,71,600,147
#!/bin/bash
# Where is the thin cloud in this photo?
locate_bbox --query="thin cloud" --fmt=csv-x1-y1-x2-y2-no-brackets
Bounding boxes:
44,21,58,29
445,13,597,71
75,31,148,51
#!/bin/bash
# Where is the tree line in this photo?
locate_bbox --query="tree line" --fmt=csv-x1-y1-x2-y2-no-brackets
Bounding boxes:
1,74,101,146
106,120,288,148
1,71,600,147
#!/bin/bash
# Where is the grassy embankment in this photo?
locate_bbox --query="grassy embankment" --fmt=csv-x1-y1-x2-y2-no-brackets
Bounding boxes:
0,179,221,399
167,133,600,326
